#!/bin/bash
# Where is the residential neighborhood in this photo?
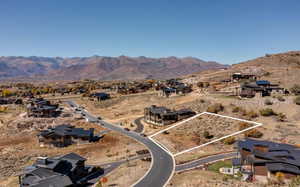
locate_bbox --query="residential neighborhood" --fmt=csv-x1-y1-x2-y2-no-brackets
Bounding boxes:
1,1,300,187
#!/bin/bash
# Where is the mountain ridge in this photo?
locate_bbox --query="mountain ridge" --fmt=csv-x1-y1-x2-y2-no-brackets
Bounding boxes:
0,55,227,81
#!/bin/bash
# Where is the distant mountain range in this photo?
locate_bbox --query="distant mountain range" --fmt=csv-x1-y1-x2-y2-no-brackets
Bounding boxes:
0,56,227,81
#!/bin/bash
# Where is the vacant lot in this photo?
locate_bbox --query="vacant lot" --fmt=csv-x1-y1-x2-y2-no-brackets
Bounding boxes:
152,113,255,154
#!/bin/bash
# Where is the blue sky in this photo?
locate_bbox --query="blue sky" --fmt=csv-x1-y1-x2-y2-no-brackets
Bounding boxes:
0,0,299,64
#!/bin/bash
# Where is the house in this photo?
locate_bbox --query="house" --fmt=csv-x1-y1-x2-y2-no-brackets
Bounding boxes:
27,98,61,118
159,79,192,97
240,80,284,98
0,97,23,105
144,105,196,126
89,92,110,101
235,138,300,183
232,73,257,82
19,153,103,187
37,124,99,147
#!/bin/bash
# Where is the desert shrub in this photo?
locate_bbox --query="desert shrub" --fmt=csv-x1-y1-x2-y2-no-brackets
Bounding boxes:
203,131,213,139
275,172,285,184
232,106,240,113
294,96,300,105
277,96,285,102
222,137,236,145
197,82,210,88
0,106,8,113
264,99,273,105
246,110,259,119
239,122,251,131
277,113,287,122
244,129,263,138
289,176,300,187
207,103,224,114
1,89,14,97
260,108,277,116
290,84,300,95
199,99,206,103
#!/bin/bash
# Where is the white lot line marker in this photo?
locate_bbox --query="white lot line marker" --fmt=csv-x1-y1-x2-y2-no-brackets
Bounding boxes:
149,112,206,138
174,122,263,157
148,111,263,157
203,111,262,126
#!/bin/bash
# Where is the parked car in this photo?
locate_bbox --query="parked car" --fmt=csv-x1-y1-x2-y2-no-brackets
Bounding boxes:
124,128,130,131
97,117,102,120
140,133,147,137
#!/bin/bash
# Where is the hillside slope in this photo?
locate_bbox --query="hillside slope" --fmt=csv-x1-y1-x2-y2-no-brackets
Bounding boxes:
191,51,300,88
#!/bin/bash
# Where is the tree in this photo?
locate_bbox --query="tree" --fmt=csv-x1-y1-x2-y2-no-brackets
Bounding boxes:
244,129,263,138
260,108,277,116
207,103,224,114
294,96,300,105
2,89,13,97
290,84,300,95
223,137,236,145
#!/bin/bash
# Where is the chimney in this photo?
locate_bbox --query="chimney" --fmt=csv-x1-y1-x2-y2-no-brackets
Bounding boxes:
37,157,48,165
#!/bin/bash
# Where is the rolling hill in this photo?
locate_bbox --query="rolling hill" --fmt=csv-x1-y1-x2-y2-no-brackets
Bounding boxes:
190,51,300,88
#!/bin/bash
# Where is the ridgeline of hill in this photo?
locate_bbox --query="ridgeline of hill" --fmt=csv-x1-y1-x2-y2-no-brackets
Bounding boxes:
0,56,226,81
189,51,300,88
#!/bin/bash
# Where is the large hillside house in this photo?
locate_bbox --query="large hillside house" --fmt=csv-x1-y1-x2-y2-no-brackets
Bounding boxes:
38,124,99,147
235,138,300,183
239,80,284,98
19,153,102,187
232,73,257,82
89,92,110,101
144,105,196,126
159,79,192,97
27,98,61,118
0,97,23,105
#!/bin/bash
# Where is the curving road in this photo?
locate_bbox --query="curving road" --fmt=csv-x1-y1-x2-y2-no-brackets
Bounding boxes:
133,117,144,133
175,152,237,172
66,101,175,187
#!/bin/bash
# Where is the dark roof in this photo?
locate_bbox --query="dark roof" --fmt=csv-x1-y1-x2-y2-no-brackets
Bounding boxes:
31,175,73,187
21,153,87,187
60,152,87,162
146,105,172,115
266,163,300,174
162,87,176,92
39,124,93,138
91,92,110,98
238,138,300,170
176,109,196,115
256,80,271,85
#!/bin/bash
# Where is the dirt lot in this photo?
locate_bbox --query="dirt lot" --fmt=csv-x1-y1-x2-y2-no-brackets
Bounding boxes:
102,159,151,187
152,114,253,154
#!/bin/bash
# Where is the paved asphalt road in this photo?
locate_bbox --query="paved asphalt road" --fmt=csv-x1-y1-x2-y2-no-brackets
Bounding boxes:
133,117,144,133
175,152,238,172
88,154,151,184
66,101,175,187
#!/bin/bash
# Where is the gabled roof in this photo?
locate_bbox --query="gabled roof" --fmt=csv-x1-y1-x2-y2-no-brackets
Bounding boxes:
31,174,73,187
21,153,88,187
39,124,93,138
256,80,271,85
238,138,300,168
91,92,110,98
266,163,300,174
60,152,86,162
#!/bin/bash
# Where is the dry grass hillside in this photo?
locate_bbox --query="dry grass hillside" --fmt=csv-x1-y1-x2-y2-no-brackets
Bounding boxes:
190,51,300,89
